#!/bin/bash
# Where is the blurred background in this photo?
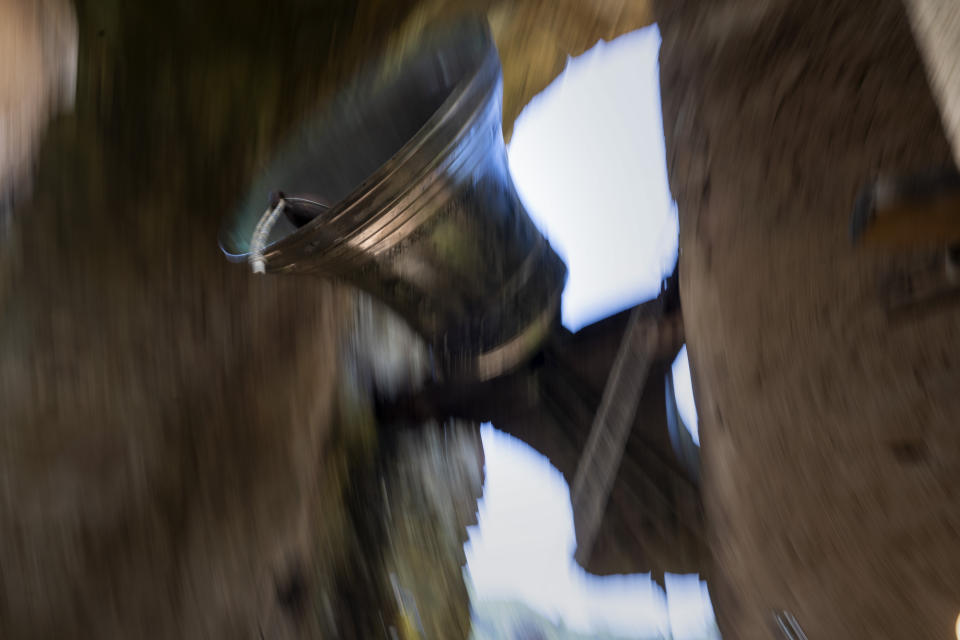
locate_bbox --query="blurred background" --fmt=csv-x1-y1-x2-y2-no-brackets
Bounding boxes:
2,1,960,639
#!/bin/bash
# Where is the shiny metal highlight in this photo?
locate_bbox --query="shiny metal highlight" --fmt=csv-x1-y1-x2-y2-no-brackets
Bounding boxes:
220,18,567,380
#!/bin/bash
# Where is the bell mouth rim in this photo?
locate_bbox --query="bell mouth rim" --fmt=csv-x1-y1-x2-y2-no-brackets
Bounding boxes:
219,16,500,266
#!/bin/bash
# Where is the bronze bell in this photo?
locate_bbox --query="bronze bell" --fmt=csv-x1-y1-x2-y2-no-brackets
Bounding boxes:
220,17,567,381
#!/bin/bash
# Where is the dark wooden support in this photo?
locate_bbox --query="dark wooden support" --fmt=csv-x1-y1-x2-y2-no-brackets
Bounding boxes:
376,279,709,579
571,305,661,566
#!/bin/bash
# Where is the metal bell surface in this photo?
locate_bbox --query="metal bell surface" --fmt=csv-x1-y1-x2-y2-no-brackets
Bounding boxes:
220,17,567,381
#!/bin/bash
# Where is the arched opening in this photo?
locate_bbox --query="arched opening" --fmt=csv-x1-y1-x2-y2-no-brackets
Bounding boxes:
465,26,718,639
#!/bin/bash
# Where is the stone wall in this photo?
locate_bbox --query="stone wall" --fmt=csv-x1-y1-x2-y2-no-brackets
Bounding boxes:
657,0,960,637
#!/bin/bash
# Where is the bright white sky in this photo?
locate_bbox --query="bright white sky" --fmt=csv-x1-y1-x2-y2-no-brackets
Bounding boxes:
672,346,699,446
464,25,715,639
506,27,679,332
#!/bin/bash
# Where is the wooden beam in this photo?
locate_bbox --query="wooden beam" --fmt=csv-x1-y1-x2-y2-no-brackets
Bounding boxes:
570,304,663,565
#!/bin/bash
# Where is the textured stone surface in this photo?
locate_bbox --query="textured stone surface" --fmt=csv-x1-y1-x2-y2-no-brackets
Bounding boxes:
0,0,76,211
904,0,960,166
658,0,960,637
379,422,484,639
